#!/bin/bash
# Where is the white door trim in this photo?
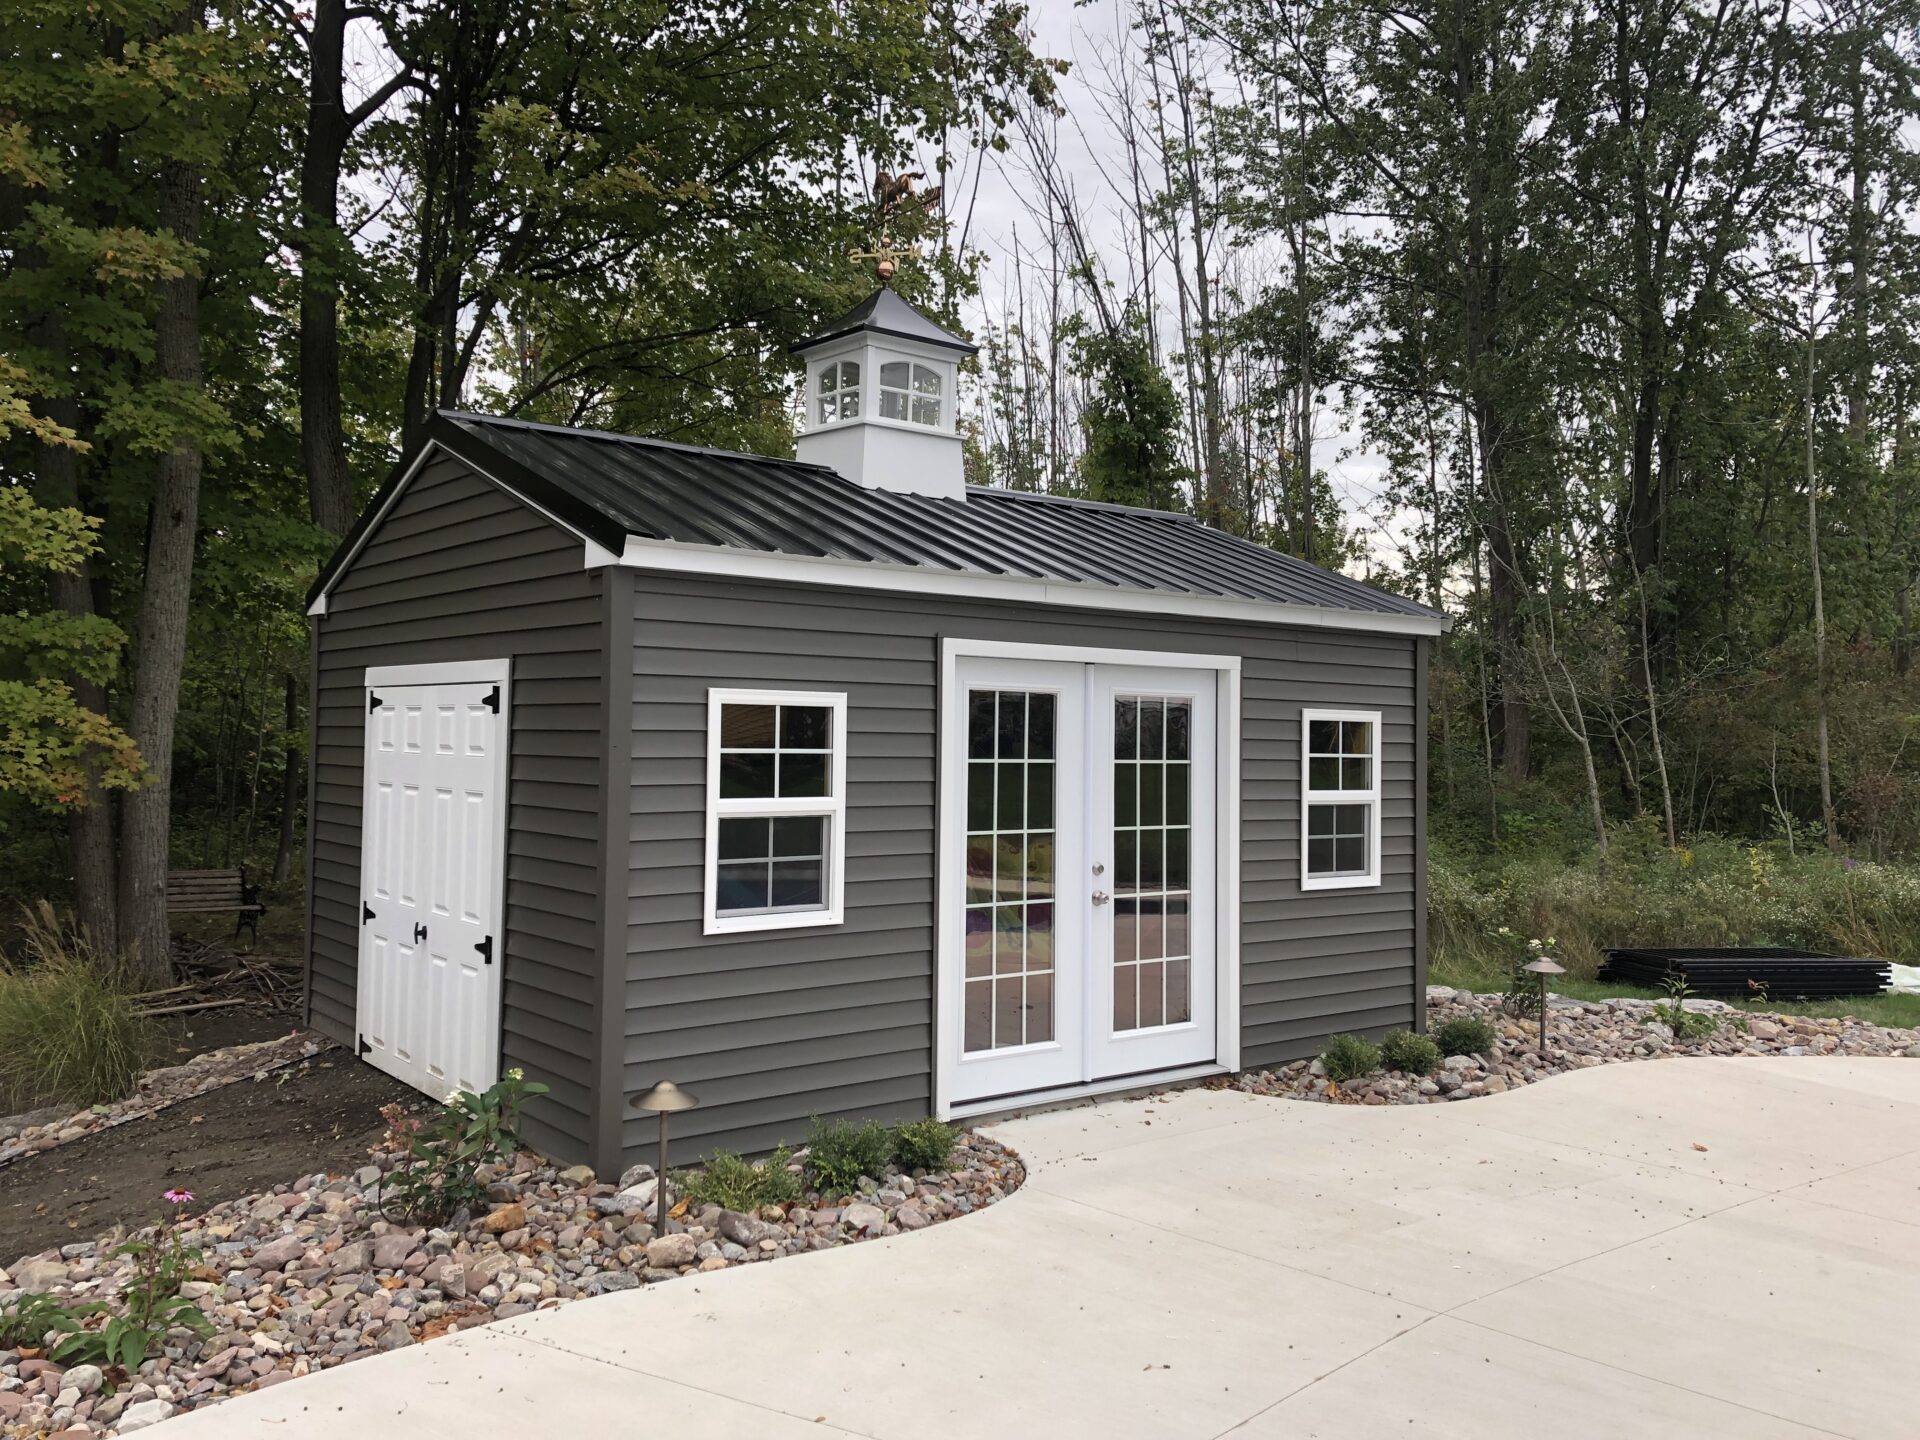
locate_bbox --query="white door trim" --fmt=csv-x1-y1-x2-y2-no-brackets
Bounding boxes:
935,639,1241,1119
355,659,512,1092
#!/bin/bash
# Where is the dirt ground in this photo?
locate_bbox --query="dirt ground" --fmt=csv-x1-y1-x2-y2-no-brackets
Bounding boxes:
0,1053,423,1265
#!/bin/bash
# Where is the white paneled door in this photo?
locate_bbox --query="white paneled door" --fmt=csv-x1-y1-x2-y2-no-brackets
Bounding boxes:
356,663,508,1099
945,653,1222,1108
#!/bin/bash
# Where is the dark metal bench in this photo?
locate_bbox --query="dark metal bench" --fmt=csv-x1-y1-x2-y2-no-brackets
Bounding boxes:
165,867,265,946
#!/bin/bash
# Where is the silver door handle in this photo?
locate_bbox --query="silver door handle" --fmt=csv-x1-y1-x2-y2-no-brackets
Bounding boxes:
1092,890,1110,906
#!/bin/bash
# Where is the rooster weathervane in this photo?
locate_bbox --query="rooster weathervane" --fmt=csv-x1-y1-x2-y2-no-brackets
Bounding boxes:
849,167,943,283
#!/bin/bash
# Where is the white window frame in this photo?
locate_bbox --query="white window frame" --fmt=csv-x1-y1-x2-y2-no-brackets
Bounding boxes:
813,359,862,427
1300,707,1383,891
704,688,848,935
878,359,944,428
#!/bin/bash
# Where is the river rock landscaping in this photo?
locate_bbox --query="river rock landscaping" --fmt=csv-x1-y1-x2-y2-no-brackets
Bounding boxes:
0,1129,1023,1436
1227,984,1920,1106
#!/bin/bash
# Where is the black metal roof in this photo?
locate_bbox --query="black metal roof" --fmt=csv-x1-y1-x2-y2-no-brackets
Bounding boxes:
792,286,978,356
310,411,1441,627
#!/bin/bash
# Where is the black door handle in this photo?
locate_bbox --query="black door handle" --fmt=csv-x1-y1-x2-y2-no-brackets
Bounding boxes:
413,923,427,943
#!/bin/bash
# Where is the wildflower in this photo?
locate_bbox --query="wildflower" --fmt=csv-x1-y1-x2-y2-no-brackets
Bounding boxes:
163,1188,194,1205
506,1067,524,1081
445,1089,463,1106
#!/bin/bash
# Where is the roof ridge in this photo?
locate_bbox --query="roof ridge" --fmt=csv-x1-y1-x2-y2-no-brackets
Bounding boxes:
439,410,842,477
964,484,1198,525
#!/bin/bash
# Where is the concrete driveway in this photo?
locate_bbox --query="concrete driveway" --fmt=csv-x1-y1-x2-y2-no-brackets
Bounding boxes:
163,1057,1920,1439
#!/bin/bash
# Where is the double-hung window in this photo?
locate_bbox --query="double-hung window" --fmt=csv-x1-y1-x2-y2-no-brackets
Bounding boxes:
705,689,848,934
1301,708,1382,889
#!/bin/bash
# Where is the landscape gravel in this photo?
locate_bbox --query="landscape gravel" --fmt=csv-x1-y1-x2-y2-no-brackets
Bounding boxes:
1227,985,1920,1105
0,1131,1023,1436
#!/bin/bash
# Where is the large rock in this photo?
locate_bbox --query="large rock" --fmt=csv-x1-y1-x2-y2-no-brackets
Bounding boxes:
645,1233,697,1269
717,1210,779,1248
480,1203,526,1234
252,1235,306,1270
842,1203,886,1238
371,1232,418,1268
117,1400,177,1433
7,1255,68,1292
329,1239,372,1275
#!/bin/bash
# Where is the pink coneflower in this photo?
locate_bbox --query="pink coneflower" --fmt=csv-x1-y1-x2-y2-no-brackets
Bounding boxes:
163,1188,194,1205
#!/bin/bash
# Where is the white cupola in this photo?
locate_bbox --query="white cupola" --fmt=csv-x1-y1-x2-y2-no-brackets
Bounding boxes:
792,287,976,501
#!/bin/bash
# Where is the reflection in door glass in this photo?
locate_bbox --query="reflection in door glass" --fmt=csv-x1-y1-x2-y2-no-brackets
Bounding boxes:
1113,696,1192,1031
964,690,1057,1052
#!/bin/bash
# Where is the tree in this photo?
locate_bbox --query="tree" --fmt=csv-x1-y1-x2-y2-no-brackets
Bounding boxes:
1067,305,1188,508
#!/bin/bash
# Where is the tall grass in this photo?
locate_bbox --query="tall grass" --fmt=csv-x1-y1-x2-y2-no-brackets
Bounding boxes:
0,903,155,1109
1430,827,1920,993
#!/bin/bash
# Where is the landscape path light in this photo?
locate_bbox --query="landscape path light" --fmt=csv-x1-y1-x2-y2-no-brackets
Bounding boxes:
629,1080,699,1230
1522,957,1566,1063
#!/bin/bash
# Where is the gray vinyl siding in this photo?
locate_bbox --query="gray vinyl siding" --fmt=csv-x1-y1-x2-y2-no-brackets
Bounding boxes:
623,575,1420,1161
307,456,606,1163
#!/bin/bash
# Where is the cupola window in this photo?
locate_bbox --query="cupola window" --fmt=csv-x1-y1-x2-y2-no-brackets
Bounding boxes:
815,360,861,424
879,361,943,427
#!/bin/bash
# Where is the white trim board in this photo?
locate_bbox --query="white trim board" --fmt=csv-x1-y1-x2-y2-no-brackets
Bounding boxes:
933,638,1243,1121
365,659,511,688
621,535,1445,637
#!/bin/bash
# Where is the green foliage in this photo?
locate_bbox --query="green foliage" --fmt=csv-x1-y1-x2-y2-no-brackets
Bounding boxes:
1379,1029,1442,1075
1066,305,1190,511
0,1289,89,1350
378,1069,549,1225
891,1118,958,1173
678,1145,802,1213
49,1193,212,1371
803,1116,893,1196
1319,1032,1381,1084
1653,977,1721,1040
0,904,153,1107
1432,1015,1498,1058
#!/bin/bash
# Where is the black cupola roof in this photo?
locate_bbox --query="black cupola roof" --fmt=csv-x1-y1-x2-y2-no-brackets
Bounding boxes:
791,287,978,356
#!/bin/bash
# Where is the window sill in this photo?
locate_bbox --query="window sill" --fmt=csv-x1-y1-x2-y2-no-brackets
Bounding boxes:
1300,874,1383,892
703,907,844,937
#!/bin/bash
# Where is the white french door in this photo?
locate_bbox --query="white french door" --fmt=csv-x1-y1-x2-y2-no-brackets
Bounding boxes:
356,663,508,1099
946,652,1222,1108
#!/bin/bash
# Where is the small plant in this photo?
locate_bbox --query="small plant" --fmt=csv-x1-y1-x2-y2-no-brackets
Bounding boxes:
1501,932,1561,1024
1652,976,1718,1041
1432,1014,1497,1057
1379,1029,1442,1075
891,1118,957,1172
803,1116,892,1195
53,1189,211,1372
0,903,154,1108
677,1145,801,1212
379,1068,549,1224
1319,1032,1381,1084
0,1289,89,1351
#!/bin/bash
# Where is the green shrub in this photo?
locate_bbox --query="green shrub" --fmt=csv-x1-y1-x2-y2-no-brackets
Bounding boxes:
377,1068,548,1224
891,1118,957,1172
1379,1030,1442,1075
0,1290,88,1351
0,905,153,1108
1319,1032,1381,1084
803,1116,893,1195
1432,1015,1497,1057
678,1145,802,1212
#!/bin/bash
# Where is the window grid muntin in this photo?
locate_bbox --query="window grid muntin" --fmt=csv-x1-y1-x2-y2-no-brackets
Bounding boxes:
879,360,944,428
1112,694,1193,1033
815,360,861,424
963,688,1057,1053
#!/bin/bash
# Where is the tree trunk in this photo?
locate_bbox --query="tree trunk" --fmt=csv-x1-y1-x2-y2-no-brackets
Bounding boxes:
272,672,301,884
31,316,120,950
299,0,355,536
117,90,207,984
1805,242,1838,851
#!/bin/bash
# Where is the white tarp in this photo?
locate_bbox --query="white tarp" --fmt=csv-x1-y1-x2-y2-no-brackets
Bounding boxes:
1888,963,1920,996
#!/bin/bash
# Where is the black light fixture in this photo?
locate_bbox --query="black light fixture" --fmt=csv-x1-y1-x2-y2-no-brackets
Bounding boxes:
629,1080,699,1230
1522,957,1566,1062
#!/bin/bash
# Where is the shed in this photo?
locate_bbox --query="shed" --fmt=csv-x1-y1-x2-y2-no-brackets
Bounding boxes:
304,288,1446,1173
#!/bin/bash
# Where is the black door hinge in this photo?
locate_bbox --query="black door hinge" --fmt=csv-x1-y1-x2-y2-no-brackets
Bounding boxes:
357,1034,371,1056
367,690,381,713
474,934,493,965
412,922,427,943
481,683,500,713
362,902,374,924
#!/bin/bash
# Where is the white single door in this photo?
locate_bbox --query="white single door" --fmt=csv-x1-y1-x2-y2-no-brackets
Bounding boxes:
947,656,1218,1106
951,658,1088,1102
1088,667,1217,1079
357,669,506,1098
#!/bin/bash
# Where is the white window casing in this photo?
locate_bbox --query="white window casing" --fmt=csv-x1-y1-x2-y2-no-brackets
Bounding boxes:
1300,707,1383,891
704,688,848,935
878,360,943,427
814,360,861,425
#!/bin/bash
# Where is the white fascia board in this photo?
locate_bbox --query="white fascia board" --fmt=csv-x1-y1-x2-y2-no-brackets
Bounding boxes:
617,534,1448,637
306,440,616,617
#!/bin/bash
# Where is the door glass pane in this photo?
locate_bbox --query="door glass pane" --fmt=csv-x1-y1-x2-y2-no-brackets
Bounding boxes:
1113,694,1195,1032
963,688,1057,1052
